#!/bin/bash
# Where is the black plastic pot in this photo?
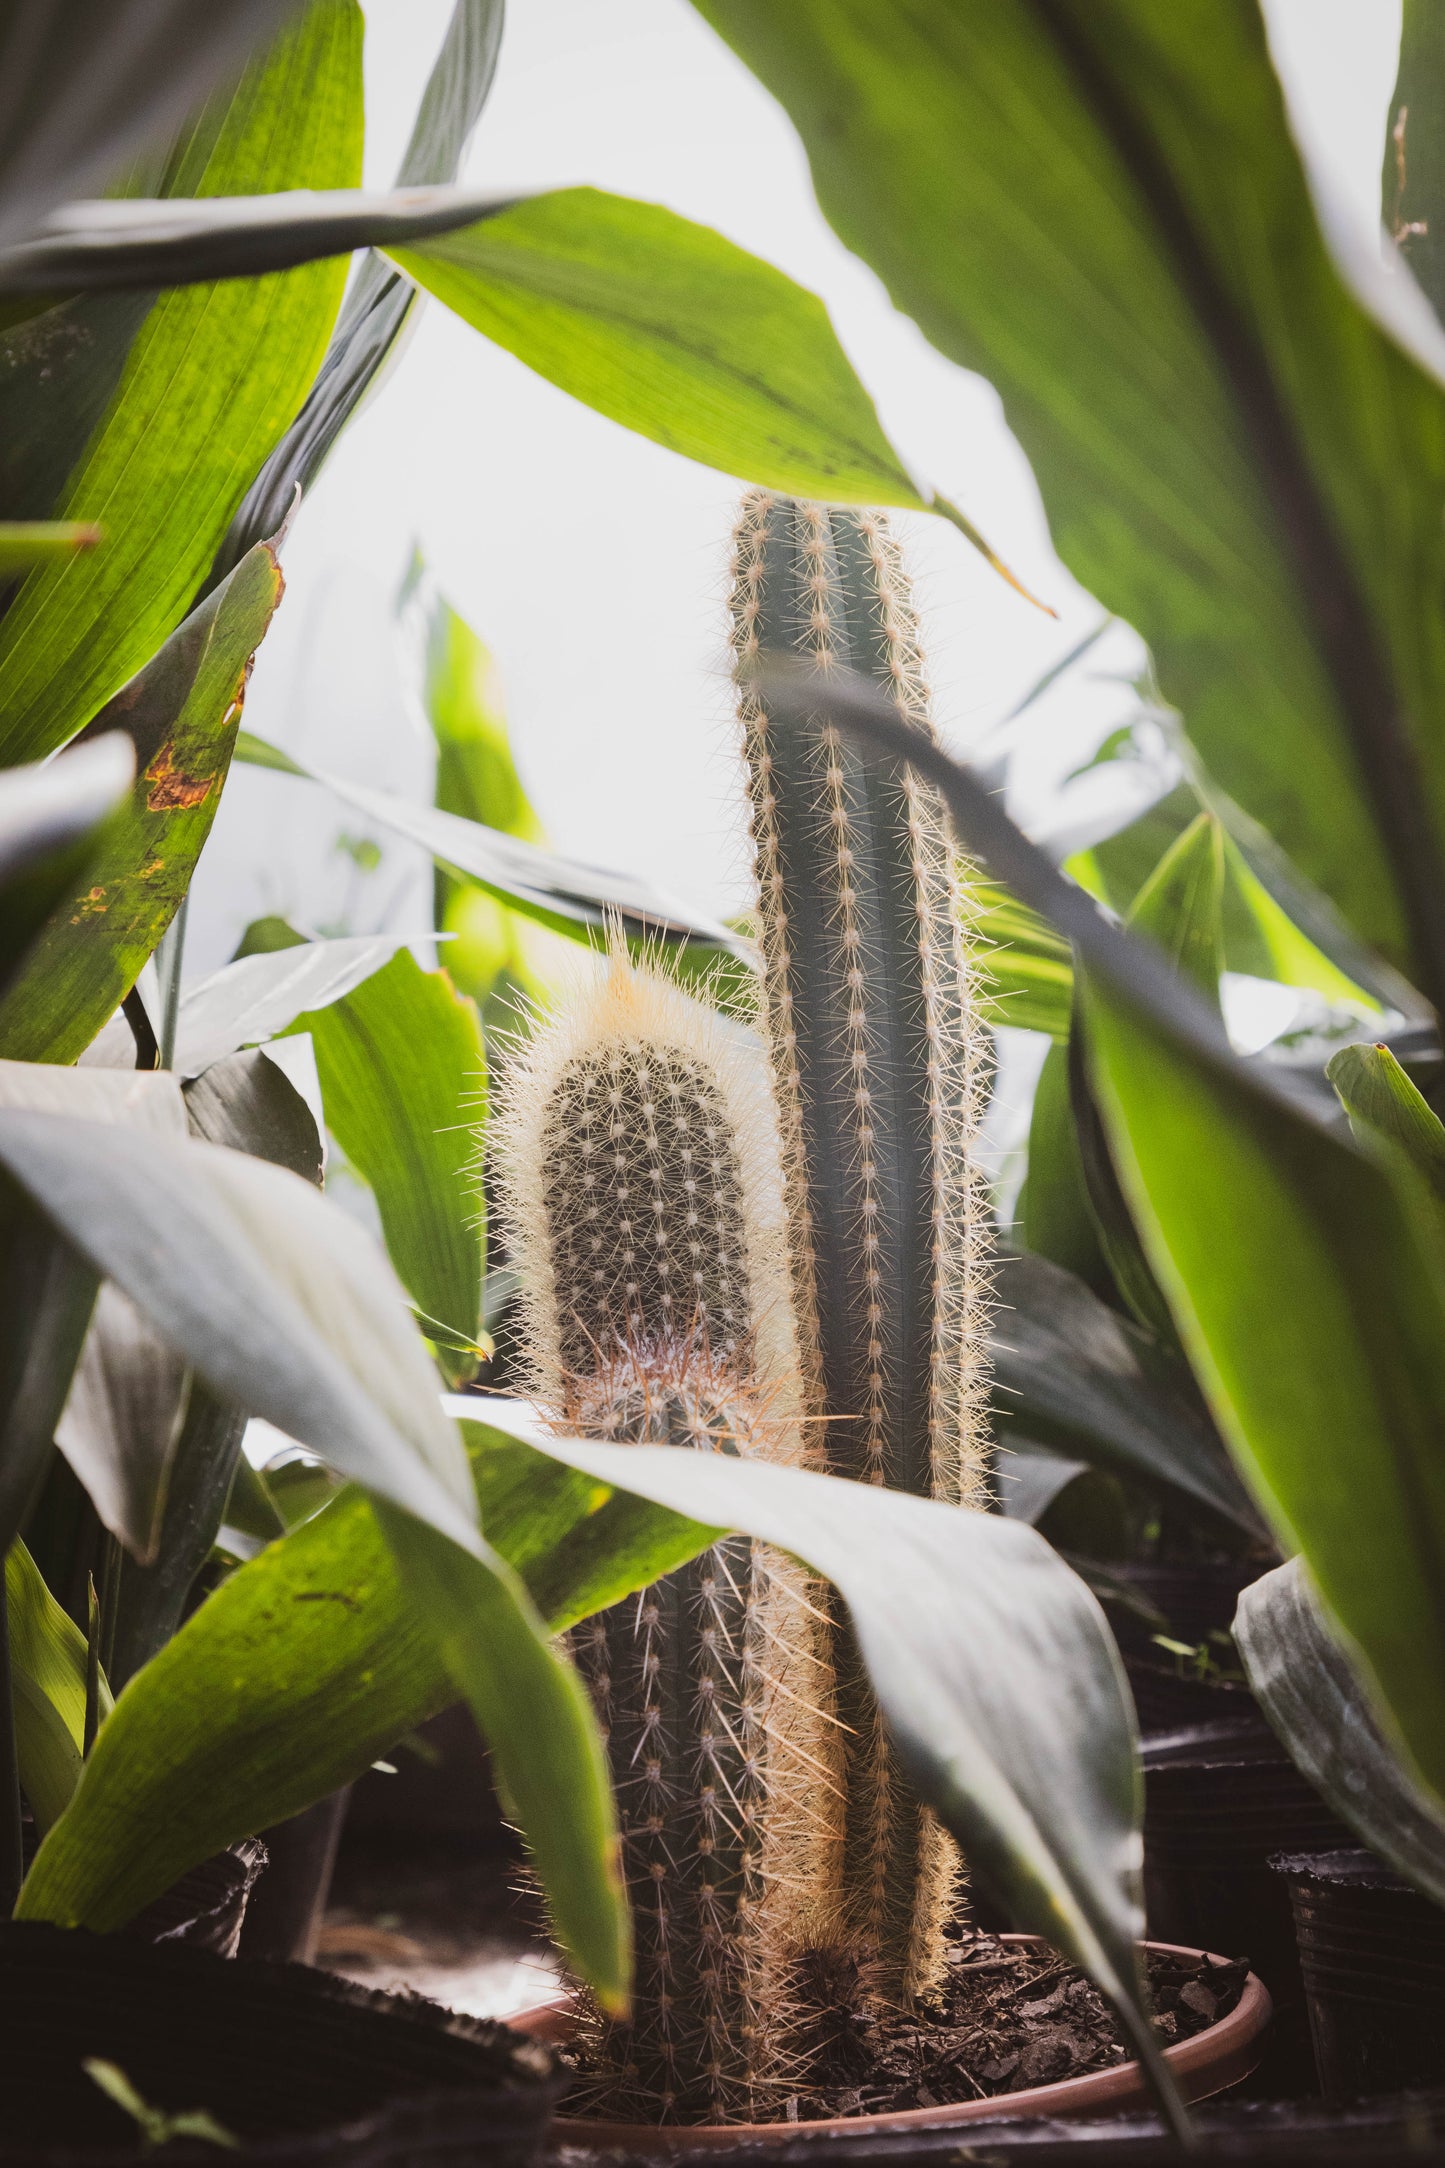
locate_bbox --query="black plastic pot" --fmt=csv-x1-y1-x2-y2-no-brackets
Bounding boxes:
1101,1560,1261,1732
0,1920,562,2168
1273,1847,1445,2100
1142,1720,1352,2094
238,1788,351,1963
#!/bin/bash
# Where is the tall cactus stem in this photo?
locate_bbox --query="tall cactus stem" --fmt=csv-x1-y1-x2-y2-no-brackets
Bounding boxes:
729,495,993,2001
497,954,837,2122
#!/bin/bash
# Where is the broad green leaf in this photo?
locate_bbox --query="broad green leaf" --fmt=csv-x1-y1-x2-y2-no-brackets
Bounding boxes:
0,523,101,574
288,949,488,1387
388,189,1018,566
0,735,133,1001
173,932,411,1077
212,0,505,582
968,873,1073,1039
695,0,1445,1002
1084,978,1445,1808
1326,1040,1445,1202
0,0,310,249
0,1103,478,1553
0,0,362,765
0,1062,184,1553
0,542,283,1065
7,1536,112,1835
234,729,752,961
22,1438,673,1999
989,1252,1260,1536
1236,1557,1445,1907
376,1502,627,2010
0,185,508,295
1387,3,1445,326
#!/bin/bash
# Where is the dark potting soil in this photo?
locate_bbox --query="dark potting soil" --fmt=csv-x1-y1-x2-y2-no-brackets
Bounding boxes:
781,1931,1249,2121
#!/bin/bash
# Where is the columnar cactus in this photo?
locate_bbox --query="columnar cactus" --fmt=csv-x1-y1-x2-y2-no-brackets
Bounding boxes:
728,495,992,2000
497,957,834,2123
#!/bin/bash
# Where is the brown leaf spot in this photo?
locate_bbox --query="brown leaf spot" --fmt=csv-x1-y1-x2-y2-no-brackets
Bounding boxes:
145,748,212,811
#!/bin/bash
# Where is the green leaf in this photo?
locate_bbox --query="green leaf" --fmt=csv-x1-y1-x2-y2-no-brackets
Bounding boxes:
212,0,504,582
1127,813,1225,1010
0,0,362,765
21,1437,670,1996
53,1284,189,1565
1236,1556,1445,1907
7,1536,112,1835
233,729,752,961
0,1061,186,1554
1022,1043,1112,1296
0,1099,478,1553
0,734,134,1001
388,189,931,512
0,523,102,574
989,1252,1261,1536
968,873,1074,1038
288,949,488,1388
375,1502,627,2011
0,185,510,296
182,1048,325,1186
0,0,311,249
0,541,284,1065
173,932,411,1077
694,0,1445,1003
1083,976,1445,1809
1326,1040,1445,1202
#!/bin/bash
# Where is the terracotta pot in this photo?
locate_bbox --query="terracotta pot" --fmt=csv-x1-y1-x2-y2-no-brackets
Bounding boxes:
508,1936,1271,2149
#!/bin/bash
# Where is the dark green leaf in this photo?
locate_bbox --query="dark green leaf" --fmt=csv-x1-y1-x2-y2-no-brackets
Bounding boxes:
0,185,509,295
389,189,933,512
1022,1046,1113,1298
233,729,753,960
0,0,310,249
0,541,284,1064
0,1,363,765
1236,1558,1445,1905
697,0,1445,1004
1127,813,1225,1008
52,1284,189,1566
1326,1040,1445,1201
989,1252,1260,1535
182,1048,325,1185
288,949,487,1387
211,0,504,583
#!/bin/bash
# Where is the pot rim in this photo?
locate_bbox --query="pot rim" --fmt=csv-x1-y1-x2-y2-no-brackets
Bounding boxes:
507,1936,1271,2149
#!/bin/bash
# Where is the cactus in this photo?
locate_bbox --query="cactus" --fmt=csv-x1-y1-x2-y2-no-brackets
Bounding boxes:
728,494,992,2001
497,957,835,2123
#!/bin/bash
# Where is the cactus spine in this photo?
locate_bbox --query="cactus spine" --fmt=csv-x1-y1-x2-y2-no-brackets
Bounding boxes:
729,495,992,2001
498,958,833,2124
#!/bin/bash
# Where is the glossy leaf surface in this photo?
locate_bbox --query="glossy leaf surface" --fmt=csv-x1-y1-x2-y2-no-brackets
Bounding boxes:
0,1,362,765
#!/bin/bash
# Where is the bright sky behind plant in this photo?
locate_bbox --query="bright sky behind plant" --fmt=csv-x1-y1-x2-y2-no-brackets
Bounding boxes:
192,0,1403,976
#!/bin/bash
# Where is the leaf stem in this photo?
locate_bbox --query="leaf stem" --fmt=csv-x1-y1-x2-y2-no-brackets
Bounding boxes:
157,894,189,1071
